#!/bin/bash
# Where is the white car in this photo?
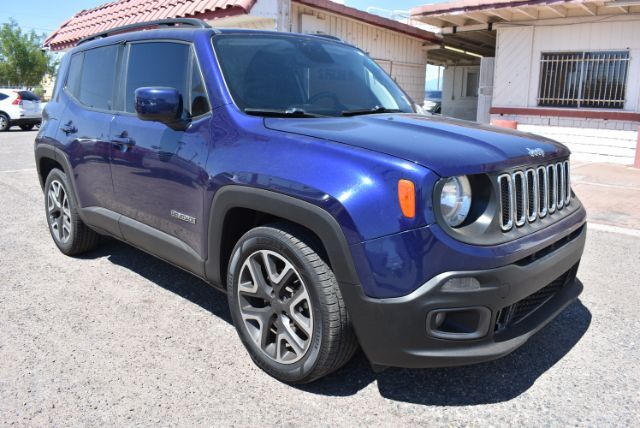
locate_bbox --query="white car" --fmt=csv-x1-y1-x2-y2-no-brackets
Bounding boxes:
0,89,42,131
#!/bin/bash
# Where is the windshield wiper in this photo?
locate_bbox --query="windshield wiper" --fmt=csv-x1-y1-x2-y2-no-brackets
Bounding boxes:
341,106,403,117
244,108,324,118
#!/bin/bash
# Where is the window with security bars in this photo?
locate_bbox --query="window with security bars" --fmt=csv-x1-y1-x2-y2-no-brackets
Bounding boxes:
537,51,629,109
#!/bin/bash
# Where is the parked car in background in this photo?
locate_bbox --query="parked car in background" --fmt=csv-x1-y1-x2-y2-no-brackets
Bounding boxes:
0,89,42,131
423,89,442,114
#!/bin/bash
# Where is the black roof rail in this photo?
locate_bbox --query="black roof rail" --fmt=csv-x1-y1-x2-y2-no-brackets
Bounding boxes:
77,18,213,46
310,33,345,43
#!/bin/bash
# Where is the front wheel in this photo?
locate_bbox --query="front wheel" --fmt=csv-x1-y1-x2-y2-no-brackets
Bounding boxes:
227,224,358,383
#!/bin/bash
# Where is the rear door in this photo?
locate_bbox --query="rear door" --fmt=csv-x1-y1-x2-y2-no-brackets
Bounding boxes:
109,40,212,258
57,44,122,212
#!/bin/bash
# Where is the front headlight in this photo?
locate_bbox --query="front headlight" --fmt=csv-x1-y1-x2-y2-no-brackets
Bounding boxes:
439,176,472,227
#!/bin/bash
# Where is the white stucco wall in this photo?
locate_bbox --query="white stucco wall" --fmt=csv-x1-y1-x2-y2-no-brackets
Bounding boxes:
494,16,640,113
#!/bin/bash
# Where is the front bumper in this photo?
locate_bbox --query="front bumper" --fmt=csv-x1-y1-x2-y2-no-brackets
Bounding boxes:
342,222,586,368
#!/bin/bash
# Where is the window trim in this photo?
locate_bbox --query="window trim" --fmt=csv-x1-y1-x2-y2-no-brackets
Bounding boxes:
120,39,212,119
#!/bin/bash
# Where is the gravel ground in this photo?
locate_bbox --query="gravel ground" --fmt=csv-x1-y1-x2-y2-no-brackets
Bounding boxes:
1,131,639,426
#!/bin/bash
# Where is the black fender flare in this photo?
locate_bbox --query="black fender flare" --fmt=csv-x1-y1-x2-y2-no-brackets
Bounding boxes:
34,144,84,214
205,186,361,288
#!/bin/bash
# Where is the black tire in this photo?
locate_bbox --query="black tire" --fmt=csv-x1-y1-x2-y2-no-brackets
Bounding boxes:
227,223,358,383
44,168,100,256
0,113,9,132
20,124,35,131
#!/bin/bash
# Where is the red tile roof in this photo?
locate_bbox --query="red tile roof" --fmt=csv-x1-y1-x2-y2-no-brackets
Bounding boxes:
44,0,256,50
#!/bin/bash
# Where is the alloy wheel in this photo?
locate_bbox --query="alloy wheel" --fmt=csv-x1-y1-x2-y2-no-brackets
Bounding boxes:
237,250,313,364
47,180,72,243
0,115,7,130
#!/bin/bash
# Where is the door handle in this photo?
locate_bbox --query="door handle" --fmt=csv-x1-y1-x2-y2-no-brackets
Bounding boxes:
111,133,136,151
61,121,77,135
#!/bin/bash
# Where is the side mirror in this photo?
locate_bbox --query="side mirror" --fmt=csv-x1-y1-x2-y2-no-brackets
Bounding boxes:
134,87,189,131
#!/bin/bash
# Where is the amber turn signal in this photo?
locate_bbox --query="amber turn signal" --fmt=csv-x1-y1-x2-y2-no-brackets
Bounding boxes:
397,179,416,218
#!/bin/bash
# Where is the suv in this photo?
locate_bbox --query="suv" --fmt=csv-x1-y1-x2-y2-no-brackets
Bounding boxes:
35,19,586,383
0,89,42,131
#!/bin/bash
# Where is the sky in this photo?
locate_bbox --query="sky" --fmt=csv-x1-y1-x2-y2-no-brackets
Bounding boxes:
0,0,449,36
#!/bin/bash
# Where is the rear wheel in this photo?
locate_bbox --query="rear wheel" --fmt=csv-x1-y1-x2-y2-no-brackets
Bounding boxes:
227,223,358,383
44,168,100,255
20,124,35,131
0,114,9,132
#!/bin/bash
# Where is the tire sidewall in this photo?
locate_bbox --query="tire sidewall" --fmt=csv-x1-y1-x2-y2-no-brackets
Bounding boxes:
44,169,78,254
227,230,327,383
0,114,9,132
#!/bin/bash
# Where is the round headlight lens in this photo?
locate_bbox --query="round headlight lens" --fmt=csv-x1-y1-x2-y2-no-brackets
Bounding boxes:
439,176,472,227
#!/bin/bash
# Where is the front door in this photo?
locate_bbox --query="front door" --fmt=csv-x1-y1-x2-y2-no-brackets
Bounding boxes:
110,41,212,257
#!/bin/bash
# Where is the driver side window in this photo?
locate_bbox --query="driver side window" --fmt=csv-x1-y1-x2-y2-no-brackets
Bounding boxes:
124,42,210,117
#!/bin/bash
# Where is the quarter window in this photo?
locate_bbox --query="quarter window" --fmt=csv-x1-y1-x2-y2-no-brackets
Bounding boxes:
538,51,629,109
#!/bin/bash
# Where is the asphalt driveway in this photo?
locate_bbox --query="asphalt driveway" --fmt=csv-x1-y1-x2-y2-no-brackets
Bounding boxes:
1,130,639,426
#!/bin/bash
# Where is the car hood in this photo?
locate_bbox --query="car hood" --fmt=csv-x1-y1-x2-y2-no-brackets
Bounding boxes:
264,114,570,177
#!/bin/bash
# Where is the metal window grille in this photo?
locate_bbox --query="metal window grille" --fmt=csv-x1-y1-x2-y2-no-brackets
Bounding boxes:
538,51,629,109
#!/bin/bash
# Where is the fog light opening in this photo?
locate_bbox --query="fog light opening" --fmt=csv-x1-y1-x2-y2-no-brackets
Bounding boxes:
426,307,491,340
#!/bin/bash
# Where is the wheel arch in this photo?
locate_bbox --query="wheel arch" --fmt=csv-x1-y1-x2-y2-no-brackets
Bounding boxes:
205,186,361,289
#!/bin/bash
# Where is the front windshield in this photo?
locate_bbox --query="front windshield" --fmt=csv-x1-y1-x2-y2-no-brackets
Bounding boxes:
212,34,415,117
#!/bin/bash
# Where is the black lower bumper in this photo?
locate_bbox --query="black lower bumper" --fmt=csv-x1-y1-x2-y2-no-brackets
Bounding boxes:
10,118,41,126
342,223,587,368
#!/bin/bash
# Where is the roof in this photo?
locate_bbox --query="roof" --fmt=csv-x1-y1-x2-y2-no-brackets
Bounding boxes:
44,0,439,51
293,0,440,43
411,0,639,28
44,0,256,51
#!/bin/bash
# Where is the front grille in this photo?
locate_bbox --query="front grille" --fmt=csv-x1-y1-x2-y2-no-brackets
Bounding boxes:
495,268,573,332
498,160,571,232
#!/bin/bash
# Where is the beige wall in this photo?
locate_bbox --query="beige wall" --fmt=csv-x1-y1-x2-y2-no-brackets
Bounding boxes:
290,3,428,103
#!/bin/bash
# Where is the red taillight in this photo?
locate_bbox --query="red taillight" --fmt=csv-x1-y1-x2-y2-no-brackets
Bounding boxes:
12,92,22,105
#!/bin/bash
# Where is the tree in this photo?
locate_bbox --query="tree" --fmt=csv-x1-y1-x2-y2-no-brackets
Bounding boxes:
0,19,57,87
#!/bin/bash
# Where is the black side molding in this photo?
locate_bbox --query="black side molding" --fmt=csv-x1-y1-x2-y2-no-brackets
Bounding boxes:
205,186,361,288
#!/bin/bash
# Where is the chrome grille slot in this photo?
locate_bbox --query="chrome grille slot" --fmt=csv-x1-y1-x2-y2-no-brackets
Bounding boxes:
512,171,526,227
556,162,565,210
525,169,537,222
563,160,571,205
537,166,548,218
547,164,557,214
498,174,513,231
497,160,570,232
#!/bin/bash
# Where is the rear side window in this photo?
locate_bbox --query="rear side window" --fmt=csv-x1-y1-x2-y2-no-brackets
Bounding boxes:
65,45,118,110
0,93,8,101
125,42,190,113
18,91,40,101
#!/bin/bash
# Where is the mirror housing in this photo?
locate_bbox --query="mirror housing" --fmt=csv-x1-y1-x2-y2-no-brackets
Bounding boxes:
134,87,189,131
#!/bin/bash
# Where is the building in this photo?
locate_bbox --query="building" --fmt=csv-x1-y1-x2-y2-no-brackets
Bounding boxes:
412,0,640,164
43,0,441,105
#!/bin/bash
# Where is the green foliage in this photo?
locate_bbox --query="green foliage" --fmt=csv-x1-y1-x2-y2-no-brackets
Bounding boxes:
0,19,58,87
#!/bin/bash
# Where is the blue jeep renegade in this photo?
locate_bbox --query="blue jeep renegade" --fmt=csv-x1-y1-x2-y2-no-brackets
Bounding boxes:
35,19,586,383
